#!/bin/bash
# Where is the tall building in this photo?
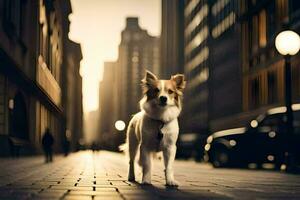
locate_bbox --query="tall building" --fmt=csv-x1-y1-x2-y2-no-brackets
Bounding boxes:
58,0,84,152
208,0,243,131
118,17,160,125
98,61,121,150
0,0,83,156
61,40,83,151
160,0,185,77
165,0,300,137
237,0,300,127
182,0,211,133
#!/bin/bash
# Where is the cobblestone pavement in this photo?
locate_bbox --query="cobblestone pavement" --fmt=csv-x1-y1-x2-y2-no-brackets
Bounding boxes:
0,151,300,200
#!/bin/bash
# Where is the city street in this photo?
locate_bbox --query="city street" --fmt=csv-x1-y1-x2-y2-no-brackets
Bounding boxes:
0,151,300,200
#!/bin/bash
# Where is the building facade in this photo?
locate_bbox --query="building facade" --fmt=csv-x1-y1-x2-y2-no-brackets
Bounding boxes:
98,62,121,150
0,0,83,156
160,0,185,78
182,0,211,133
162,0,300,138
208,0,243,131
240,0,300,122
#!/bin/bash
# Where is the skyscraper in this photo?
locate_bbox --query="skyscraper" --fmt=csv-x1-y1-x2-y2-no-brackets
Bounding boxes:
160,0,185,78
118,17,160,125
182,0,210,133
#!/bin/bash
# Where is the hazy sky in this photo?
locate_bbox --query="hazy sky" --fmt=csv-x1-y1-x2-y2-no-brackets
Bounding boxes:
69,0,161,112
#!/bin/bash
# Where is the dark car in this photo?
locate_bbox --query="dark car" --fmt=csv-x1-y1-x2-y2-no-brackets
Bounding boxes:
205,104,300,169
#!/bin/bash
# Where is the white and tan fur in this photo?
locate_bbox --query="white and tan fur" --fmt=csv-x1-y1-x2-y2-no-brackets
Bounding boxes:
126,70,186,187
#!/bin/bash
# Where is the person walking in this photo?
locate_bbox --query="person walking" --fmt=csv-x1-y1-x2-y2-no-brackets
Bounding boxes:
42,128,54,163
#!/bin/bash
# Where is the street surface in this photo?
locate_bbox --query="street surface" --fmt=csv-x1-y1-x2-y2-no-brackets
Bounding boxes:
0,151,300,199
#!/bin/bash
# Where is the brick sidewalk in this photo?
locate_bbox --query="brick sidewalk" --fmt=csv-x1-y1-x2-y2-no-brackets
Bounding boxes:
0,151,300,199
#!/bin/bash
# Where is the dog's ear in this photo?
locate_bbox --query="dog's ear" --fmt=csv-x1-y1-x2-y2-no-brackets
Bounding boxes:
141,70,158,85
171,74,186,91
141,70,158,93
143,70,158,82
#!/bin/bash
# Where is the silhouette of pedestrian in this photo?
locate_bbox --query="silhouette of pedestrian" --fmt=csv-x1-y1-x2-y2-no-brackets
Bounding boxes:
42,128,54,163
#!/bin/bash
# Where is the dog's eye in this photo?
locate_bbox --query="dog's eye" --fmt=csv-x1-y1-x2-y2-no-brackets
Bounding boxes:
168,89,174,94
154,88,160,93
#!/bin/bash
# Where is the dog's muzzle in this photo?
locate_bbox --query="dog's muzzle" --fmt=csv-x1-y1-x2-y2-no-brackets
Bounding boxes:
159,96,167,106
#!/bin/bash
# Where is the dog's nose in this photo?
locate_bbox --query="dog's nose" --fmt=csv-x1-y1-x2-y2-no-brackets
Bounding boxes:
159,96,167,104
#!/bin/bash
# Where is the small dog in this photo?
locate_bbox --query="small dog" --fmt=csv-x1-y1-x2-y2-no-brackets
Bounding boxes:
126,70,186,187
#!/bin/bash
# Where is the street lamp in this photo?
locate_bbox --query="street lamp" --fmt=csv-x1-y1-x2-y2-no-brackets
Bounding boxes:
275,30,300,169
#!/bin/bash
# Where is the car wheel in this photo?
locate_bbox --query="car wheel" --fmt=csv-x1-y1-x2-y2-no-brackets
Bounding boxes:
212,147,230,168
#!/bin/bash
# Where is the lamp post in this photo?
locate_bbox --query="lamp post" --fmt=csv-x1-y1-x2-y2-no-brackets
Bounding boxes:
275,30,300,169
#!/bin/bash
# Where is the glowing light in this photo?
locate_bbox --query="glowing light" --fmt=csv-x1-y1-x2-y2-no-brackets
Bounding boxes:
206,136,213,144
115,120,126,131
8,99,14,109
181,133,197,142
268,131,276,138
250,120,258,128
275,30,300,55
204,144,211,151
229,140,237,146
267,155,274,161
280,164,287,171
213,127,245,138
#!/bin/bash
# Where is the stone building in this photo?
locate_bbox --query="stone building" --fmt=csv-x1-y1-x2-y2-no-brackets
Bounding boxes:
0,0,83,156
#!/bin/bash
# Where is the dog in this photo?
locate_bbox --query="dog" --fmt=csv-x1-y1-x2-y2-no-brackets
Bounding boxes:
126,70,186,187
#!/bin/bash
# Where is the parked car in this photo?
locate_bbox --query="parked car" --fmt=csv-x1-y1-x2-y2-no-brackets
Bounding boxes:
176,132,206,161
205,104,300,169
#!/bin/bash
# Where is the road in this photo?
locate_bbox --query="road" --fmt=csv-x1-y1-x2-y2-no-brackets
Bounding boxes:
0,151,300,199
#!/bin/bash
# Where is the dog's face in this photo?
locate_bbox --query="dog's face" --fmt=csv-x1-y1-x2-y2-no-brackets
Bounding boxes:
141,71,186,108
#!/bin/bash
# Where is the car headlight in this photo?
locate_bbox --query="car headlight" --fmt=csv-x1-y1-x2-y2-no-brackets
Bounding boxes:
229,140,237,146
206,136,213,144
204,144,211,151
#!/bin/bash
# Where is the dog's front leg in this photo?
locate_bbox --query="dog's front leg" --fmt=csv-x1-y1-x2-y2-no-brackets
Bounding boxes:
140,145,152,185
163,145,179,187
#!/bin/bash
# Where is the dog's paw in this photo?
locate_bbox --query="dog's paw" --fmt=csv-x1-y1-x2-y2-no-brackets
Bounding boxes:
128,177,135,182
166,179,179,187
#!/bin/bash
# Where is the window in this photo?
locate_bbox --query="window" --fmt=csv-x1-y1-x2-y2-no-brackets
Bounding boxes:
3,0,25,39
267,71,278,104
292,65,300,100
276,0,288,22
266,2,276,42
258,10,267,47
250,15,259,53
249,77,260,109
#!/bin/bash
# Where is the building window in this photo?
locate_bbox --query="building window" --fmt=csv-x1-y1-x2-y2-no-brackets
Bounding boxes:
267,71,278,104
249,77,260,109
266,2,276,42
250,15,259,53
3,0,25,39
258,10,267,47
276,0,288,22
292,65,300,100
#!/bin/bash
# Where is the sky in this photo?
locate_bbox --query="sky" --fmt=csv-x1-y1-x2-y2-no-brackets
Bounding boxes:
69,0,161,112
